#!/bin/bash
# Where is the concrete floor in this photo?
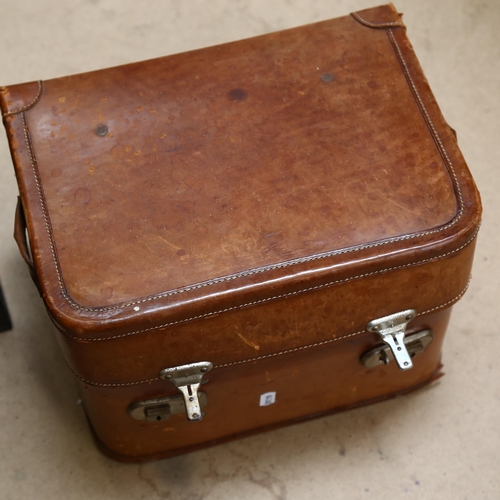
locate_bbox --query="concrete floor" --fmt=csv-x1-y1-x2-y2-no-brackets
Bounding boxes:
0,1,498,499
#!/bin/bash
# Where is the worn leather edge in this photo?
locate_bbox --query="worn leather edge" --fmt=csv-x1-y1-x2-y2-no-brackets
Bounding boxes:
386,28,464,206
0,80,43,119
64,287,467,387
89,362,445,462
351,4,406,29
50,227,479,346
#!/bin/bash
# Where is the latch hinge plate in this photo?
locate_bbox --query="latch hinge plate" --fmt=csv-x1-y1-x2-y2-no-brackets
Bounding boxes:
361,328,434,369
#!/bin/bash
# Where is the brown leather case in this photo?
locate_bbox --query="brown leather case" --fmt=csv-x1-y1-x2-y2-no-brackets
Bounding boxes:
0,4,481,462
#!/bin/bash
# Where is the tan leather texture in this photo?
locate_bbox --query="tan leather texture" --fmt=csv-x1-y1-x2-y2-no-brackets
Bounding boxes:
80,307,451,461
54,239,475,385
0,4,482,461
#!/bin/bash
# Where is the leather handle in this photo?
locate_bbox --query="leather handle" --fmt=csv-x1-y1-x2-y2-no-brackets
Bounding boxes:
14,197,41,291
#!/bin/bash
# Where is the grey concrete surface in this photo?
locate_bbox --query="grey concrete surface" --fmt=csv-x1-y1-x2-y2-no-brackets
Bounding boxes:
0,1,498,499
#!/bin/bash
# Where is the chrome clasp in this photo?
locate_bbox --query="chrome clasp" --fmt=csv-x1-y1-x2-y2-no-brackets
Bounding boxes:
361,328,434,369
128,392,208,422
366,309,417,370
159,361,213,421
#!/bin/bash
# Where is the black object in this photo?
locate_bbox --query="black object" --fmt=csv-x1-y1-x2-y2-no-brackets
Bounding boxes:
0,282,12,332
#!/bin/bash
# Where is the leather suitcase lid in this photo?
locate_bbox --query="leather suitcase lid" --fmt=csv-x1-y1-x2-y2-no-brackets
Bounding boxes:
1,5,481,333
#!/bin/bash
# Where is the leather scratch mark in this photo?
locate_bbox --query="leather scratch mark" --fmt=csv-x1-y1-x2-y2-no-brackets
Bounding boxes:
235,326,260,351
157,235,182,252
237,332,260,351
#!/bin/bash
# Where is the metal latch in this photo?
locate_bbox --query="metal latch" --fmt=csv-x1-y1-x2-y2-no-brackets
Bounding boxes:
361,329,434,369
128,392,208,422
366,309,417,370
158,361,213,422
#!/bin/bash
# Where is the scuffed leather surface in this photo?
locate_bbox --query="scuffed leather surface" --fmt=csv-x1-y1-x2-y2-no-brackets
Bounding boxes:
1,4,479,319
54,239,475,384
79,307,451,461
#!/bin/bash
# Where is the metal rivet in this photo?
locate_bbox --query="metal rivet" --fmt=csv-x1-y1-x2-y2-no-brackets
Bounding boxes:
406,315,414,321
95,125,108,136
200,367,208,373
192,413,200,420
321,73,334,83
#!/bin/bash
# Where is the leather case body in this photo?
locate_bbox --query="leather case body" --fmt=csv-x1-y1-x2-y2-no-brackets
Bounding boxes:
0,4,481,461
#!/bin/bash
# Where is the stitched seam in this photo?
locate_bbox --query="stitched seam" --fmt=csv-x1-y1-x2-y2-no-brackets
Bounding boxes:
67,362,158,388
2,81,43,118
46,230,461,313
216,276,470,369
20,27,468,313
351,12,404,29
67,280,470,388
21,113,67,296
53,225,479,343
387,29,465,218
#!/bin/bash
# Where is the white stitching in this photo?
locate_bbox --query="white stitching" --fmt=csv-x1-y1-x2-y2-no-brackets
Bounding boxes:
67,279,470,387
46,227,464,313
67,366,158,388
215,283,470,369
53,226,479,343
217,329,365,369
2,81,43,118
21,113,67,295
351,12,404,29
19,24,471,317
217,275,468,368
